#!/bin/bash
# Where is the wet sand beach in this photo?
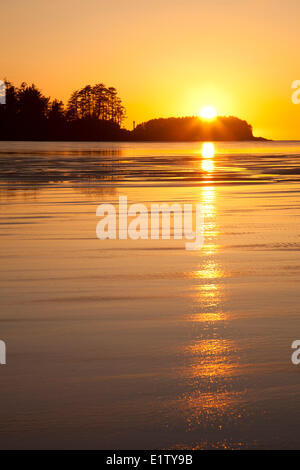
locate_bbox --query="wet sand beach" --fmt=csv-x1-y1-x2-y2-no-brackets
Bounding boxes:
1,141,300,449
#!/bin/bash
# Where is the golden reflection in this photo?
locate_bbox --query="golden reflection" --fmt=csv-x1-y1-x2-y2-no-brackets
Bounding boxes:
201,159,214,172
178,182,242,436
191,311,226,323
201,142,215,159
185,339,239,378
201,143,215,178
194,261,224,279
200,186,218,254
179,389,244,434
201,186,215,217
180,310,241,431
179,333,243,434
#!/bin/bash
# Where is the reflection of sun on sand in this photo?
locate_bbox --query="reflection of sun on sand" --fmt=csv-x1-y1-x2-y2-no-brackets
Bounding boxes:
201,143,215,177
180,310,242,434
191,260,226,322
194,260,223,279
202,142,215,159
201,186,215,216
202,160,214,172
179,227,242,434
177,181,244,434
200,186,218,254
185,339,239,378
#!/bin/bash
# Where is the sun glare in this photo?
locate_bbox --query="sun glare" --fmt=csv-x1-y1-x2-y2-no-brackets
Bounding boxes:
199,106,217,120
202,142,215,159
202,160,214,172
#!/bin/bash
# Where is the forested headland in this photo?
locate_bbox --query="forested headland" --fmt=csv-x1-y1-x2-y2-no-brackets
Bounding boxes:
0,81,265,141
0,81,128,141
132,116,265,141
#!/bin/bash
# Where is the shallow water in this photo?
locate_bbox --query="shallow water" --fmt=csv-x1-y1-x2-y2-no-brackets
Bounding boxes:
1,141,300,449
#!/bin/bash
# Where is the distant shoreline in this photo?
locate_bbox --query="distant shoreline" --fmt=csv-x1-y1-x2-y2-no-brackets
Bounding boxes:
0,83,267,141
0,137,269,143
0,81,271,142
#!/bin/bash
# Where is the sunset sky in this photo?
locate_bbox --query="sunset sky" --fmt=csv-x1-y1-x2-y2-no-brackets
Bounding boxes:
2,0,300,139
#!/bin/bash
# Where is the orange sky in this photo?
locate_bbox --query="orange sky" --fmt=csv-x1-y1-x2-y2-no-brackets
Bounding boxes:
2,0,300,139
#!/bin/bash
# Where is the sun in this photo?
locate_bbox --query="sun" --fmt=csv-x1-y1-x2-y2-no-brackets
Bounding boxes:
199,106,217,120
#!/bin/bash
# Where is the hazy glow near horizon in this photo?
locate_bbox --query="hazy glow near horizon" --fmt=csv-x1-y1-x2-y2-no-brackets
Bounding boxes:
1,0,300,139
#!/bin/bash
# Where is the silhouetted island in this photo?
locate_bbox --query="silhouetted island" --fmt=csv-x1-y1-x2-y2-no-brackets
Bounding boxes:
132,117,266,141
0,80,266,141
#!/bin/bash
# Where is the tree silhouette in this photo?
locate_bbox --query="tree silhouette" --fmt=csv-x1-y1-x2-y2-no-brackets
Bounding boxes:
66,83,126,124
0,80,128,141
